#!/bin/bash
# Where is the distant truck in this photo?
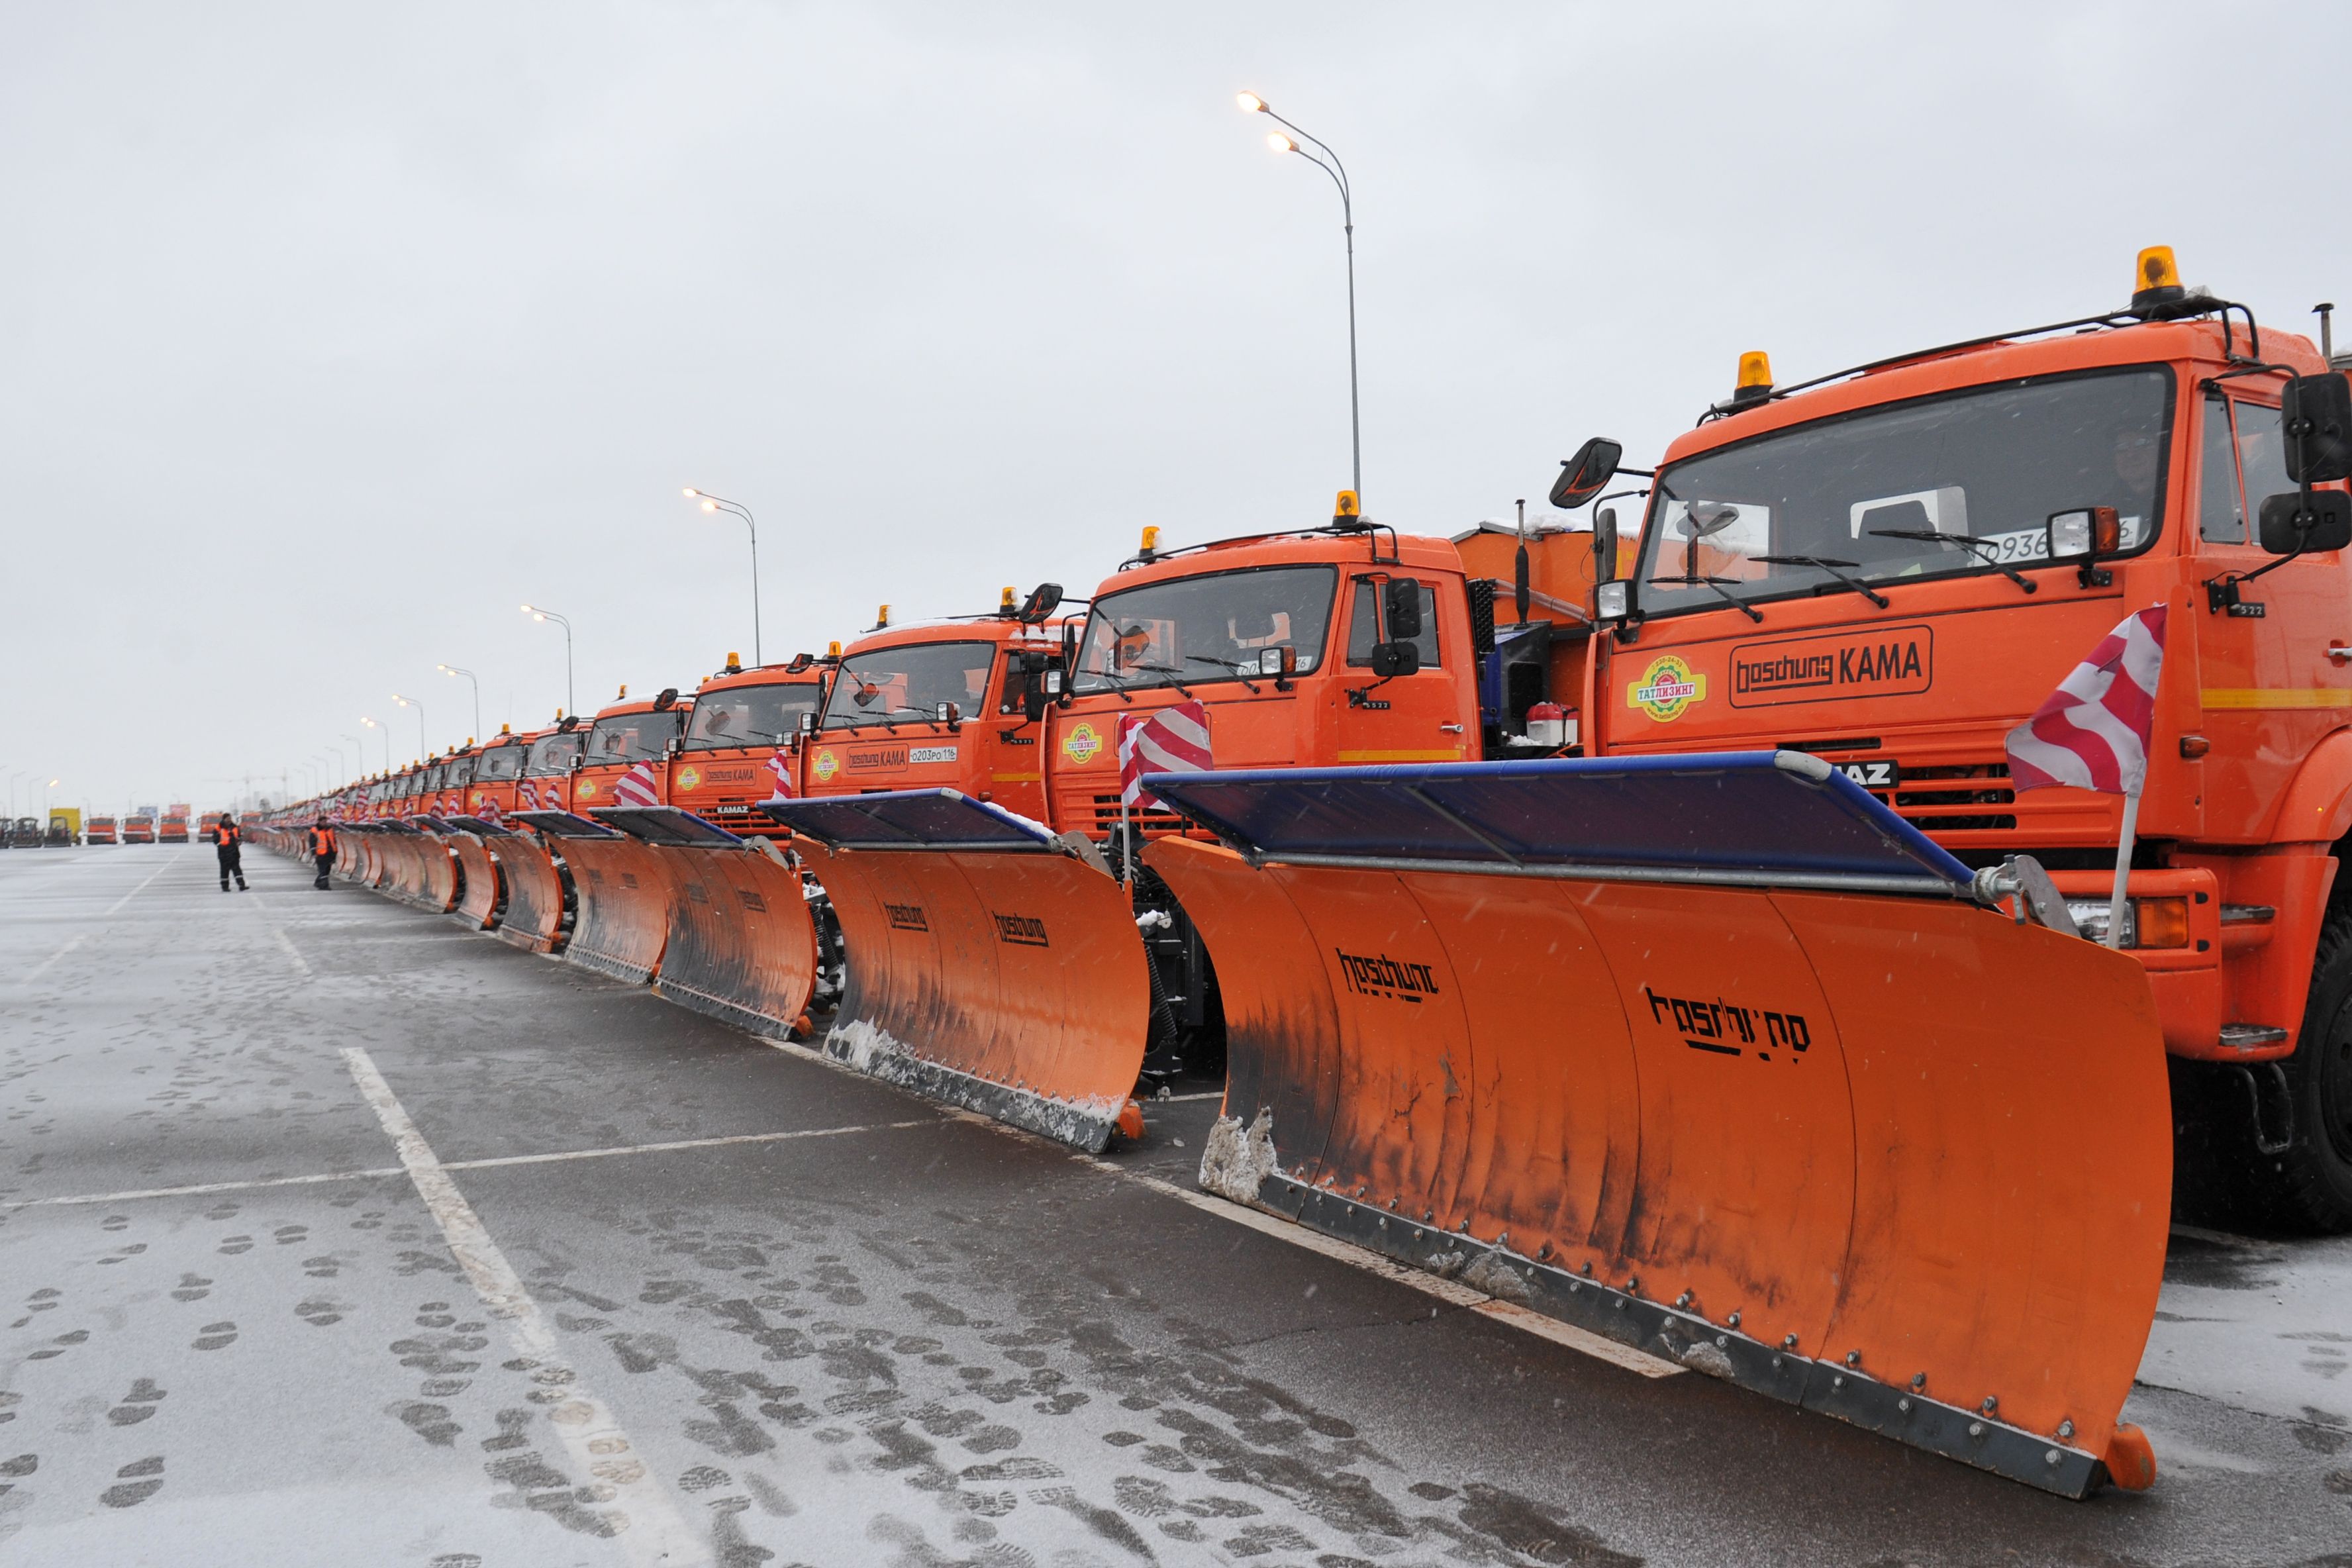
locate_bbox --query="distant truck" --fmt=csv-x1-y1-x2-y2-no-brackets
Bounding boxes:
124,809,157,845
158,805,191,844
46,809,81,847
11,818,42,848
87,814,118,845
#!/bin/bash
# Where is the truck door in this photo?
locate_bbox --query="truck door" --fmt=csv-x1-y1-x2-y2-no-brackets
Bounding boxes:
2193,389,2352,837
1329,574,1473,764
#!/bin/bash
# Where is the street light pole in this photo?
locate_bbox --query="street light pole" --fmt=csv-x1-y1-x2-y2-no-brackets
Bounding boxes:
342,735,366,781
438,665,482,740
520,606,574,717
683,489,761,665
393,695,426,759
324,744,346,783
1239,92,1361,505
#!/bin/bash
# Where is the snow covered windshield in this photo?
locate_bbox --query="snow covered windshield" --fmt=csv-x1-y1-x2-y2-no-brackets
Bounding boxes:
1073,565,1337,695
1630,368,2172,618
821,642,995,730
687,682,824,750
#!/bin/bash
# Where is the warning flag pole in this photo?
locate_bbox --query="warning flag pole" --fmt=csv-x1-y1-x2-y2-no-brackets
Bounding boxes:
2106,785,2141,950
1118,791,1132,889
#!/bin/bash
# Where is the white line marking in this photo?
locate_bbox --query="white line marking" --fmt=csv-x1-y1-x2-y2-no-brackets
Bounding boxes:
342,1045,709,1565
17,932,87,986
0,1122,928,1208
273,929,311,975
103,858,177,916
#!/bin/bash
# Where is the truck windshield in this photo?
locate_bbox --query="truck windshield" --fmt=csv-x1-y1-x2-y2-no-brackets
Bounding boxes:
1073,565,1337,695
475,745,523,780
525,732,584,777
1631,368,2173,618
822,642,994,730
587,709,685,764
689,682,825,750
445,756,475,787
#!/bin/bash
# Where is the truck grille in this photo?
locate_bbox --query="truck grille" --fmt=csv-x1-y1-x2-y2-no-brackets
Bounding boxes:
1892,762,2016,832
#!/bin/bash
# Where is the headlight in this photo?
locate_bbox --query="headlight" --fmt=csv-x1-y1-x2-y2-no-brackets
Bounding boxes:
1595,581,1630,621
2047,510,2093,560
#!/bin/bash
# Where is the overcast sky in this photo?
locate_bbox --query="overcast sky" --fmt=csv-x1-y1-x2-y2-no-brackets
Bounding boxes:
5,1,2349,813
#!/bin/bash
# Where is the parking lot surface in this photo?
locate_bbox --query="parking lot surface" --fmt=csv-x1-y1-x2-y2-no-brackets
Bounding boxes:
3,846,2349,1566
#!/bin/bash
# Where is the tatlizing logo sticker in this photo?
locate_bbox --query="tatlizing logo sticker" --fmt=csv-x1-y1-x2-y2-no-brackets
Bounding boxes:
813,749,839,783
1627,655,1707,722
676,765,702,791
1061,722,1103,765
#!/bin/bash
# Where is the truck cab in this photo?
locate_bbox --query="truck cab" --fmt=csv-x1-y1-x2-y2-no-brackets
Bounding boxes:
571,689,687,811
159,806,191,844
87,814,117,845
670,651,832,836
1047,526,1489,846
123,811,156,845
520,720,587,812
464,727,530,818
1569,248,2352,1226
799,598,1065,823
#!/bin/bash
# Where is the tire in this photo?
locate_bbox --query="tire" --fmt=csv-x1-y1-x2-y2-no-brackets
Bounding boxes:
2175,908,2352,1234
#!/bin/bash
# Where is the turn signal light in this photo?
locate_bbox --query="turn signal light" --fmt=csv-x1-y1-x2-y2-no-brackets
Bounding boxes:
2136,897,2192,950
2180,734,2210,759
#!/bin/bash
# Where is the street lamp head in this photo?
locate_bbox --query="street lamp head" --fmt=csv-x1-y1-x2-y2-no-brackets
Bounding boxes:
701,499,716,513
682,487,699,498
1238,92,1267,114
519,603,534,614
1267,132,1297,154
437,664,451,673
534,612,547,622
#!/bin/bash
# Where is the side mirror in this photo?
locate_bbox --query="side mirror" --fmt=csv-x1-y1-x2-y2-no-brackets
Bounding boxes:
1683,501,1740,538
1023,677,1048,723
1383,578,1424,640
1549,438,1623,509
1592,507,1620,583
1018,583,1064,622
2282,373,2352,483
1371,642,1423,679
653,687,679,711
2259,491,2352,554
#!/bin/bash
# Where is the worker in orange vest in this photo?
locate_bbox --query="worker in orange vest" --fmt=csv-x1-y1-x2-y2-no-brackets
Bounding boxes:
214,812,247,893
309,819,338,889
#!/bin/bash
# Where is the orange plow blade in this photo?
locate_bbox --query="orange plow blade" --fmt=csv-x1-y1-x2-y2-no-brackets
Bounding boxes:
447,827,503,930
488,828,570,954
591,807,820,1039
409,823,463,914
514,811,674,983
1146,753,2171,1498
767,791,1149,1151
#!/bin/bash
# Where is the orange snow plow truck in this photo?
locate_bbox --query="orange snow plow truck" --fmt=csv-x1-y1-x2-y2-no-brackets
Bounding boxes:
769,248,2352,1495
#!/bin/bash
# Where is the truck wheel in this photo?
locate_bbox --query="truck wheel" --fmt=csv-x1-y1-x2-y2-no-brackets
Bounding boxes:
2271,909,2352,1231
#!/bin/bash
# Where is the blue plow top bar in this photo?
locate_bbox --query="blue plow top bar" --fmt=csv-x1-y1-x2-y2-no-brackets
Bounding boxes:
763,789,1059,852
1146,750,1979,896
588,805,746,848
508,809,625,840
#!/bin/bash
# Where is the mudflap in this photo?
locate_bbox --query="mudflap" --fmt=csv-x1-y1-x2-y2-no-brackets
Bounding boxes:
1149,754,2173,1498
768,791,1148,1152
640,836,819,1038
491,831,570,955
449,832,503,930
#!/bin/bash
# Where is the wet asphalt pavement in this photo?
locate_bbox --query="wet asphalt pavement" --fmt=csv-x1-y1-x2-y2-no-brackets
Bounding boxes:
3,846,2350,1567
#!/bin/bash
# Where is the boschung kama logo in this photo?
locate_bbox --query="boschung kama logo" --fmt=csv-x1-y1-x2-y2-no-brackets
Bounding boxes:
1334,948,1440,1003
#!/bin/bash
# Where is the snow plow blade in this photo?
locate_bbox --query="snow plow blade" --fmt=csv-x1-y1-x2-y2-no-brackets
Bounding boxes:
591,807,819,1038
441,821,505,930
488,827,570,954
514,810,673,983
764,790,1148,1151
1146,752,2171,1498
403,818,464,914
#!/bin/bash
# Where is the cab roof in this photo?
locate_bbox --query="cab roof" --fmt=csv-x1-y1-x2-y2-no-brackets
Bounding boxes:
1087,528,1465,600
837,616,1071,660
693,662,833,696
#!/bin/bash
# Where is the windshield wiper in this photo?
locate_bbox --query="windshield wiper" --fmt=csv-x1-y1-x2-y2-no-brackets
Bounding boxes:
1752,555,1891,609
1125,663,1196,697
1646,575,1764,623
1185,655,1260,693
1866,530,2037,595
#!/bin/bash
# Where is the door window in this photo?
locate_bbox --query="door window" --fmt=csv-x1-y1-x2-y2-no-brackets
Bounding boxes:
1345,581,1442,668
2234,401,2293,519
2198,393,2245,544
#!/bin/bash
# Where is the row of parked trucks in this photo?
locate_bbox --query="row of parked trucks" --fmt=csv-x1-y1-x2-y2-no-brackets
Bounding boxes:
253,249,2352,1499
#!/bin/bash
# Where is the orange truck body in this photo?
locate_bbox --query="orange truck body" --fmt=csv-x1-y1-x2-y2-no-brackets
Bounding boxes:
1574,293,2352,1231
159,806,191,844
668,655,832,837
87,816,118,844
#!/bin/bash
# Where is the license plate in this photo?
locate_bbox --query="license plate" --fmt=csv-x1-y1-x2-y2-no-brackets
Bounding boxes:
1837,760,1900,790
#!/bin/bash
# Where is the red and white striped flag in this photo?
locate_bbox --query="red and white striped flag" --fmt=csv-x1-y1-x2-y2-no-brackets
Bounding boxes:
763,751,795,802
479,799,503,826
2004,606,2167,796
613,758,662,808
518,779,541,810
1116,701,1212,811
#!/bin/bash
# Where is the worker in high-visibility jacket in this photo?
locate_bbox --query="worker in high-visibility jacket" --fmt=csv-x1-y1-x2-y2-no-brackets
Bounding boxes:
214,812,247,893
309,820,338,890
